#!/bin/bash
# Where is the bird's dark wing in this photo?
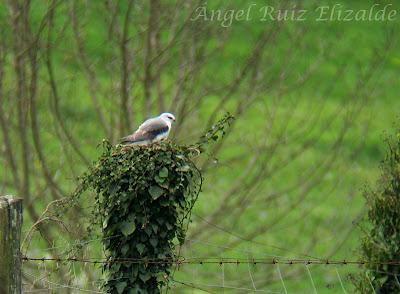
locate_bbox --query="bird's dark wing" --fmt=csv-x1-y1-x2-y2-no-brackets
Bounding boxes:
120,119,169,144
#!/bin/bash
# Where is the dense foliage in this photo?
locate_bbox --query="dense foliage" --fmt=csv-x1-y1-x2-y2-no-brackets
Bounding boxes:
85,142,201,293
354,132,400,293
66,114,233,293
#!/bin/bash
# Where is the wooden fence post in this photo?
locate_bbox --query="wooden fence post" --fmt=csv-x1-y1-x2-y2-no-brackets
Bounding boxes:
0,196,23,294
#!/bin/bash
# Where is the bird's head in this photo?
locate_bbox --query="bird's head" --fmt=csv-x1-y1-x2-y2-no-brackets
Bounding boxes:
160,112,176,123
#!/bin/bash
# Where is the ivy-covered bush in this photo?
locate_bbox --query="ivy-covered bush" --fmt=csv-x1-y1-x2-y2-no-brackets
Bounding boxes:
66,113,233,293
353,132,400,293
84,142,201,293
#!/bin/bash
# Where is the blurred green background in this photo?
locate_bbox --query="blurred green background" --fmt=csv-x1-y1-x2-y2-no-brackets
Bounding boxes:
1,0,399,293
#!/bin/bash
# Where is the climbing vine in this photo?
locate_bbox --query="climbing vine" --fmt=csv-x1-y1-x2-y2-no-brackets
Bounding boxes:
68,113,234,293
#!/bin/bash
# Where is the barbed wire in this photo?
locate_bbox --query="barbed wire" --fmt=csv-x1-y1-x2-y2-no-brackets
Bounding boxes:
21,255,400,266
23,255,399,294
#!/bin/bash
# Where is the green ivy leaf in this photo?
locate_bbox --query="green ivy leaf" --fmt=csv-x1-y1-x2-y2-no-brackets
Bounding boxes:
150,238,158,247
109,184,119,195
120,220,136,237
131,264,139,278
128,287,140,294
121,244,129,255
159,167,169,178
111,263,121,272
144,226,152,236
165,222,173,230
139,272,151,282
154,175,165,184
116,281,127,294
102,219,108,229
136,243,145,255
149,185,164,200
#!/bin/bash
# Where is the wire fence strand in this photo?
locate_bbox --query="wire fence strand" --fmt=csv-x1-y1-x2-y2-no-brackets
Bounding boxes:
335,267,348,294
23,271,105,294
21,255,400,266
276,263,288,294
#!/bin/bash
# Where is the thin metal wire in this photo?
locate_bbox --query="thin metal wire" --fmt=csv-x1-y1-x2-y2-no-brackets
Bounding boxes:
276,263,288,294
172,279,215,294
372,269,400,277
188,240,196,294
174,279,283,293
305,265,318,294
188,238,289,259
365,271,376,294
395,274,400,290
221,260,225,292
23,288,53,293
193,213,319,260
335,267,348,294
38,235,121,252
21,256,400,266
247,261,257,291
23,271,105,293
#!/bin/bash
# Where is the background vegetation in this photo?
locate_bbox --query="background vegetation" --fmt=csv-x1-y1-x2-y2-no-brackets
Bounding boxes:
354,131,400,293
0,0,399,293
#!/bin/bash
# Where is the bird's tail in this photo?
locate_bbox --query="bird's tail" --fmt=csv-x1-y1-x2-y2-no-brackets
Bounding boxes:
119,136,135,145
119,136,148,145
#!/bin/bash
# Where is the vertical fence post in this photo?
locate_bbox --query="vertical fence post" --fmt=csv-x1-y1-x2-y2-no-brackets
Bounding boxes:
0,196,23,294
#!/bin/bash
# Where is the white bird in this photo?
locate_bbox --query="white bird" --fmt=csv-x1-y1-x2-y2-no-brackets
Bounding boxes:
120,112,176,145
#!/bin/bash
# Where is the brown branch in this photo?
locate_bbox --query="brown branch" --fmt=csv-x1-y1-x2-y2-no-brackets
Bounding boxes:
0,33,20,189
203,4,288,131
25,7,66,201
7,0,39,222
142,0,155,116
70,0,110,137
45,2,90,167
119,0,134,136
